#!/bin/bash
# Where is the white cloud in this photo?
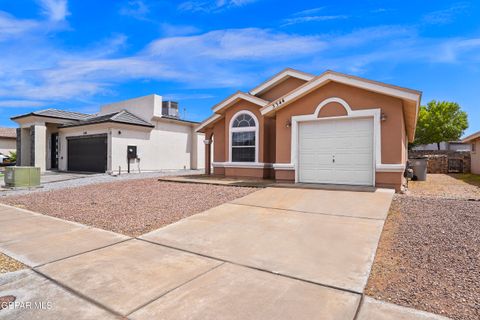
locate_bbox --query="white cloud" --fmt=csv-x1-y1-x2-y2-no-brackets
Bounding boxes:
1,13,479,107
292,7,325,16
423,3,468,25
179,0,258,13
283,15,348,26
146,28,325,60
37,0,70,21
0,100,47,107
283,6,348,26
160,23,201,37
119,0,149,19
0,11,38,41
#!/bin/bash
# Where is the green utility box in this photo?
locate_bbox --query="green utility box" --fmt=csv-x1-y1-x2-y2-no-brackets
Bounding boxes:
4,167,41,188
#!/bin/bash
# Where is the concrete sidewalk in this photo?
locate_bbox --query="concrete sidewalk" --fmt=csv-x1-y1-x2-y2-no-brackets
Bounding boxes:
0,189,450,319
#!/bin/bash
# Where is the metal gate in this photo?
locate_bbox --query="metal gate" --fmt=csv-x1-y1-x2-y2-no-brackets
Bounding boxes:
67,134,107,173
448,158,464,173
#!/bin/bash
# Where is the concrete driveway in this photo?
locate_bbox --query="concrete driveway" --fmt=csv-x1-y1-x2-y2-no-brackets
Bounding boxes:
141,187,393,293
0,187,450,319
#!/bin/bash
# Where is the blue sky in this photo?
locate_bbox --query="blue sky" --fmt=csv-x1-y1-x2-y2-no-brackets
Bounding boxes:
0,0,479,136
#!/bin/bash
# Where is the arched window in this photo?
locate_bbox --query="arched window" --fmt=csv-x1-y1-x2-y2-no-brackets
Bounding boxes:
230,111,258,162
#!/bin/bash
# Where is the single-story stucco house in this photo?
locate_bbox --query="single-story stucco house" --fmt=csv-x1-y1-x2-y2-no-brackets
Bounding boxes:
197,68,422,191
462,131,480,174
12,95,204,173
0,127,17,156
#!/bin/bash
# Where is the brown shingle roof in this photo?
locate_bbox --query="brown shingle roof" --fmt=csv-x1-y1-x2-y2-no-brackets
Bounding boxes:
0,127,16,139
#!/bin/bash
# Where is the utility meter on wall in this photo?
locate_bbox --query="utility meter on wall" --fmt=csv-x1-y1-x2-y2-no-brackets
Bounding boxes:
127,146,137,159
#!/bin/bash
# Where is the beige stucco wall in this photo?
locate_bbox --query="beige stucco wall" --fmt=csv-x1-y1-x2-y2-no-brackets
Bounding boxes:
0,138,16,155
99,94,162,121
58,121,204,173
58,125,111,172
471,139,480,174
110,121,204,172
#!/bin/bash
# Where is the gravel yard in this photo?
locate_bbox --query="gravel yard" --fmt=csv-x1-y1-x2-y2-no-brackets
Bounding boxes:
0,253,24,274
0,170,202,198
407,173,480,200
366,195,480,320
1,180,256,237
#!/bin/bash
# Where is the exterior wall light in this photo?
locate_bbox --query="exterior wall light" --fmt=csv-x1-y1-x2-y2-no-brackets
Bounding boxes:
286,119,292,128
381,112,387,121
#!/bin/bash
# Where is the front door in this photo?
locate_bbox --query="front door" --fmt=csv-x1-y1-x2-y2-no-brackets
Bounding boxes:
51,133,59,169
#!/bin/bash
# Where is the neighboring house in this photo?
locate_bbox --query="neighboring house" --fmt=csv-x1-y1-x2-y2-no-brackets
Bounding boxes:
197,68,422,191
11,95,204,173
462,131,480,174
0,127,17,156
413,141,472,151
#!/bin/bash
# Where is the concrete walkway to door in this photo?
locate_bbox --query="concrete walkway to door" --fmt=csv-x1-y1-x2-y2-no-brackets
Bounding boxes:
0,188,451,320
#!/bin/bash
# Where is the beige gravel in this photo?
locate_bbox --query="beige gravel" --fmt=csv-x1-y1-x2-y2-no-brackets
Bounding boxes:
1,180,256,237
408,174,480,200
366,195,480,320
0,252,24,274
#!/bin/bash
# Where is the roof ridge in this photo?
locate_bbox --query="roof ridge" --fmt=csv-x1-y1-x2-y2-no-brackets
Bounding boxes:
249,68,315,96
85,111,118,120
115,109,148,121
40,108,91,115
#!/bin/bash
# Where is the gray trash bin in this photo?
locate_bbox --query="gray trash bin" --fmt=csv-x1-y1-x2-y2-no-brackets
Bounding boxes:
410,157,428,181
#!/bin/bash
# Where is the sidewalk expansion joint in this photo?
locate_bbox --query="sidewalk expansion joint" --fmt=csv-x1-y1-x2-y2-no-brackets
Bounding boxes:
230,202,386,221
137,237,363,297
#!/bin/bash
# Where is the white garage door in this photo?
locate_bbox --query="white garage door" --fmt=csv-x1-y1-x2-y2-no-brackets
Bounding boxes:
298,117,374,186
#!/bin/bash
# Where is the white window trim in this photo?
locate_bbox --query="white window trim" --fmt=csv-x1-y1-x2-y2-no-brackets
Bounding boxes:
291,97,383,185
272,163,295,170
212,162,272,168
229,110,259,163
376,164,406,172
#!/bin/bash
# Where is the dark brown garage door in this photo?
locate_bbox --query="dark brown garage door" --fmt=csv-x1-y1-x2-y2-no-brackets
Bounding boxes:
67,134,107,173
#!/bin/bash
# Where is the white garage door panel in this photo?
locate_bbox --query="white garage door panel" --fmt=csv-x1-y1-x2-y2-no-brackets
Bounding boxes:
298,117,374,186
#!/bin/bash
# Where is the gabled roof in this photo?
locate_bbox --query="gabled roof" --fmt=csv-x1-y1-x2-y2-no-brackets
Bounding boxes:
197,69,422,140
196,92,268,132
11,108,91,121
261,70,421,116
0,127,16,138
249,68,315,96
61,110,154,128
211,91,268,113
461,130,480,143
260,70,422,142
196,114,222,133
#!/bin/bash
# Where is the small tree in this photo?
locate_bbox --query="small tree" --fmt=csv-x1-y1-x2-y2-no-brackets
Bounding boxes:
7,151,16,162
414,100,468,150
